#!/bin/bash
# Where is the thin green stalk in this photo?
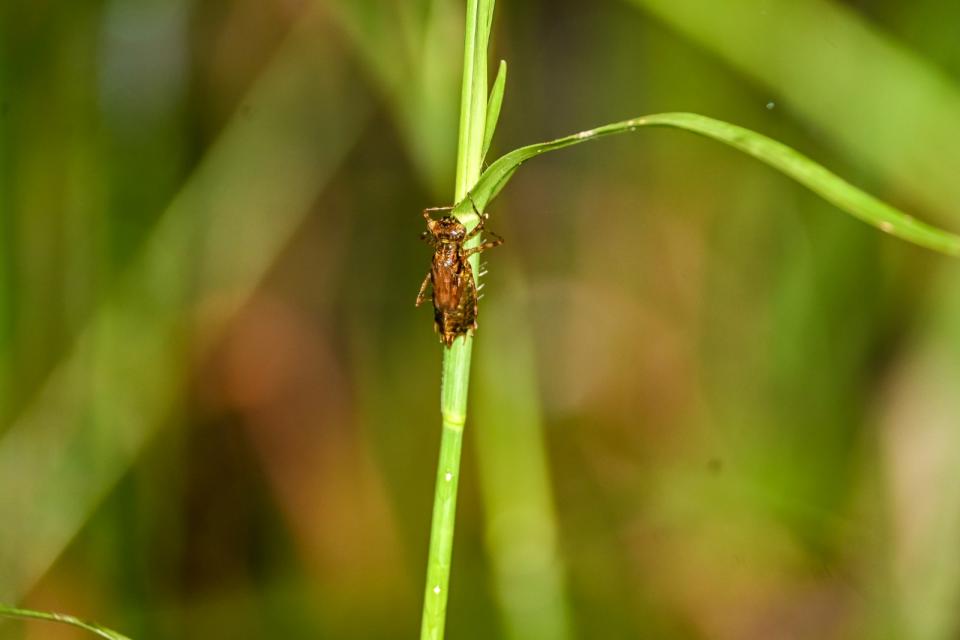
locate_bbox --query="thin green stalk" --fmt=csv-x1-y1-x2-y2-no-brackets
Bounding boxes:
420,0,495,638
0,604,132,640
419,3,960,639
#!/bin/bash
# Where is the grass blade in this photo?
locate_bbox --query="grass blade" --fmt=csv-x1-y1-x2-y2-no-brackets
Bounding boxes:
628,0,960,224
0,9,369,603
474,274,573,640
0,604,132,640
421,0,495,638
452,0,484,200
328,0,462,194
466,112,960,256
482,60,507,163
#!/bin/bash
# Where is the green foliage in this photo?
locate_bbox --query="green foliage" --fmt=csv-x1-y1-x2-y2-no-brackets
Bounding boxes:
6,2,960,639
424,2,960,639
421,1,497,638
466,112,960,255
482,60,508,163
0,604,132,640
630,0,960,221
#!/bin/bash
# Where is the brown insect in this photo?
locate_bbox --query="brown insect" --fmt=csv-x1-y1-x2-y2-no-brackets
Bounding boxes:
416,201,504,347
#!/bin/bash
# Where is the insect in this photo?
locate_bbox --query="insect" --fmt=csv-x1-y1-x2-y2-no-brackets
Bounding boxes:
416,201,504,347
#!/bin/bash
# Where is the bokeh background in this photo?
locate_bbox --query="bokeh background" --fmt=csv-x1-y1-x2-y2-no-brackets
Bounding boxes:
4,0,960,638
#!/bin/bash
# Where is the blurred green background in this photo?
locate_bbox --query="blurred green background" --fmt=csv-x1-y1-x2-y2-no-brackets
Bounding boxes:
3,0,960,638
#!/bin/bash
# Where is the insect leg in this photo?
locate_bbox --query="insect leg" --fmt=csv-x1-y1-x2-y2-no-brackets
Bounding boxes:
463,195,489,240
464,213,489,241
464,231,504,258
467,195,483,217
415,272,431,307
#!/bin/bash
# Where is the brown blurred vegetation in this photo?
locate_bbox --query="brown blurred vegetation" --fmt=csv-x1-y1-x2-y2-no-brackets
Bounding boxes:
3,1,960,638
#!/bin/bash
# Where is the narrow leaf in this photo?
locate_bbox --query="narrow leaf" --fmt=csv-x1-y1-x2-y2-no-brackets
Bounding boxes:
481,60,507,163
0,604,133,640
485,0,496,34
463,112,960,256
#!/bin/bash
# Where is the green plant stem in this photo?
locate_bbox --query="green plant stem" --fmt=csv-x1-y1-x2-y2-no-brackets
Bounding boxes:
0,604,132,640
420,414,465,639
420,0,494,638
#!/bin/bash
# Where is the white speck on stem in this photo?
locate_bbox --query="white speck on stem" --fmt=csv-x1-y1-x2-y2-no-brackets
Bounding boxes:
444,472,453,481
880,221,894,233
433,585,441,594
576,129,596,139
766,101,776,110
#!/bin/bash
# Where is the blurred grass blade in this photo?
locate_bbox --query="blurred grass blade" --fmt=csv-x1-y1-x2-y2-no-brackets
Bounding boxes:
474,272,573,640
627,0,960,225
467,112,960,256
877,265,960,640
0,8,368,602
327,0,462,195
0,605,132,640
482,60,507,163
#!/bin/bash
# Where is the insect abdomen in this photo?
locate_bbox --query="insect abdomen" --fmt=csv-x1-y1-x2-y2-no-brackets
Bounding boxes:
433,260,477,346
